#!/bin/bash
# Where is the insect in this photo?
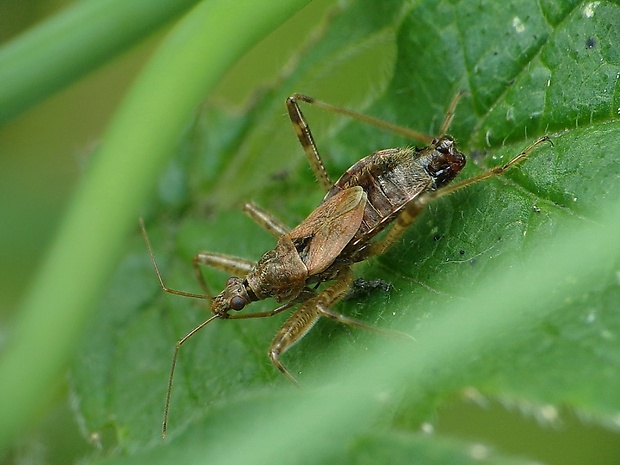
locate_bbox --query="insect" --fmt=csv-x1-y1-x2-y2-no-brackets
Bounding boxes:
142,92,551,437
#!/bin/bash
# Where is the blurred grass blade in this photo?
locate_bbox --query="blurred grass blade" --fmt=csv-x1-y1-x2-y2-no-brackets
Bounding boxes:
0,0,309,449
0,0,200,123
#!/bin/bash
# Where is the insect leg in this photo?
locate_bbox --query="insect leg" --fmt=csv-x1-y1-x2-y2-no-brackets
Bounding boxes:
268,268,412,383
438,90,466,136
192,252,255,295
286,92,464,192
360,135,552,259
268,268,354,383
286,94,333,192
243,201,290,238
360,199,428,259
289,93,435,145
424,135,553,200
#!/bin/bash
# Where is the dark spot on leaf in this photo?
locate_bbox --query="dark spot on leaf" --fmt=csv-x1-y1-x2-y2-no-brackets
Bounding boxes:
586,37,596,49
344,278,393,301
459,249,465,255
470,149,487,163
271,169,290,181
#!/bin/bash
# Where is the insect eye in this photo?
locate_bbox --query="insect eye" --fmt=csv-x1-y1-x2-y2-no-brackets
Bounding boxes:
230,296,246,311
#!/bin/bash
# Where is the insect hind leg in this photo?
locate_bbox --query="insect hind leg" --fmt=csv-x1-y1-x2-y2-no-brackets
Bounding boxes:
268,268,412,383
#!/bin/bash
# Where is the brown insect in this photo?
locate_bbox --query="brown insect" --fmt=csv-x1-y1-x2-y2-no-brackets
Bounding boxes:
141,92,551,437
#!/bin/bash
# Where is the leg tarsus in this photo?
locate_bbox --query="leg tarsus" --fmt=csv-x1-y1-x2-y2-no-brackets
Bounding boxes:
269,347,301,386
317,304,414,341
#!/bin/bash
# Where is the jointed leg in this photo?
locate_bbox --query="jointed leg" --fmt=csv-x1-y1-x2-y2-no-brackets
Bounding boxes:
192,252,255,295
268,268,412,383
289,93,436,146
286,91,466,194
438,90,465,136
286,95,333,192
243,201,290,238
361,135,553,259
192,202,292,294
268,268,355,383
362,200,427,259
429,135,552,199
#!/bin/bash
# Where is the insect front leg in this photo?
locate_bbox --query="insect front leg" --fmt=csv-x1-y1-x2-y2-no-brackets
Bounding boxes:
192,252,255,295
243,201,290,238
429,135,552,199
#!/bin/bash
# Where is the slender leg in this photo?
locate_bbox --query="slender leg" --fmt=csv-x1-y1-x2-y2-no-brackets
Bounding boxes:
268,268,355,383
438,90,466,136
268,268,412,383
286,91,468,193
192,252,255,295
363,135,553,259
289,93,436,145
243,201,290,238
361,197,427,259
286,95,333,192
192,202,292,294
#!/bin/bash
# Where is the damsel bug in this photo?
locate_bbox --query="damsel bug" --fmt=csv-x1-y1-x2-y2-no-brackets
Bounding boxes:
142,92,551,436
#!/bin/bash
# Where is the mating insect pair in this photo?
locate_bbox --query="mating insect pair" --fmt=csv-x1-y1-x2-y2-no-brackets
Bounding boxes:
142,92,551,437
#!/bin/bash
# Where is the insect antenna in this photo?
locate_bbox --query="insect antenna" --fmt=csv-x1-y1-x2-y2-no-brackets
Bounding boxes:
139,218,214,301
162,312,221,438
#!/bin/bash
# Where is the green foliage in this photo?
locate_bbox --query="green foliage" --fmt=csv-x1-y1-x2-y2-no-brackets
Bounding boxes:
71,0,620,463
0,0,310,454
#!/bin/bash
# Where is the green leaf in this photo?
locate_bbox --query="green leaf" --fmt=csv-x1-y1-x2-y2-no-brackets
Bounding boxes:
73,0,620,462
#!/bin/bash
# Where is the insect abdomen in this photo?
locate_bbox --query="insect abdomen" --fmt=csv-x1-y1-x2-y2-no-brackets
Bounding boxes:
326,148,434,241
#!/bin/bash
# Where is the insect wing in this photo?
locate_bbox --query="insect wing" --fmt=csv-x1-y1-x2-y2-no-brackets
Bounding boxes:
290,186,367,274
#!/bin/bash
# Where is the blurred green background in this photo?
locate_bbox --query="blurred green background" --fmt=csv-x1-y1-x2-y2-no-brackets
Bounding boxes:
0,0,334,461
1,1,619,464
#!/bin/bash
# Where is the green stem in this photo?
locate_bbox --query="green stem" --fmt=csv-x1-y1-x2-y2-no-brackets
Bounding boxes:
0,0,200,123
0,0,310,449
